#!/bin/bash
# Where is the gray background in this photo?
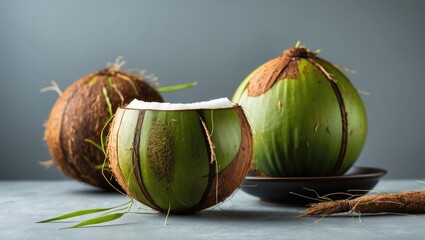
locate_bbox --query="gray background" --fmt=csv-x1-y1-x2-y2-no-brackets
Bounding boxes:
1,0,424,180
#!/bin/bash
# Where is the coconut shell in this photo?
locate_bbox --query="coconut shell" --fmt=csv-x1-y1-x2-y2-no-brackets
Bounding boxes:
233,47,367,177
45,69,163,189
193,106,253,211
107,104,252,214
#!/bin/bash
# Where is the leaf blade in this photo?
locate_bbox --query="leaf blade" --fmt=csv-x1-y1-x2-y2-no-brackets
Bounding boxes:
84,138,103,152
88,76,98,86
93,163,109,170
100,115,114,154
102,87,113,117
107,76,114,87
36,208,113,223
157,82,197,92
63,212,126,229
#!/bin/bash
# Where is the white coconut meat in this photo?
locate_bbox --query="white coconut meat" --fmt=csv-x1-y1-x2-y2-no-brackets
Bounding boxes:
126,97,234,110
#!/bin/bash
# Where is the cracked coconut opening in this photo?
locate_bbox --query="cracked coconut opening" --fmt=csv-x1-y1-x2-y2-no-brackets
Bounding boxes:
126,97,234,110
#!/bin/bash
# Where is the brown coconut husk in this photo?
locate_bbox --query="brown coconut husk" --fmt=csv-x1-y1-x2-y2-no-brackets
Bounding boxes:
304,191,425,216
44,67,163,189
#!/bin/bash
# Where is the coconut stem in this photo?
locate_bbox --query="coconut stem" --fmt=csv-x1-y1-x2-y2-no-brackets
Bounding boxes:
284,47,315,58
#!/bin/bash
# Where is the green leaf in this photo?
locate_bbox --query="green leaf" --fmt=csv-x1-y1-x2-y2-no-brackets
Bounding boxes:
101,206,127,216
88,76,98,86
102,87,113,117
295,40,301,48
107,76,114,87
93,163,109,170
37,200,131,223
84,138,103,152
100,115,114,154
63,212,126,229
37,208,113,223
157,82,197,92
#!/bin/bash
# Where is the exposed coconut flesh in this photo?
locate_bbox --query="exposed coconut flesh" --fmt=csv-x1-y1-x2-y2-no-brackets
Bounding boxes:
126,97,234,110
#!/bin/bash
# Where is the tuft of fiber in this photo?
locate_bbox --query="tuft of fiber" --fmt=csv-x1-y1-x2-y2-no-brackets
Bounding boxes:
304,191,425,216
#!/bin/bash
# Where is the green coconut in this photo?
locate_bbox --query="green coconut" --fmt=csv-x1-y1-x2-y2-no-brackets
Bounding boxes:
232,46,367,177
107,98,253,214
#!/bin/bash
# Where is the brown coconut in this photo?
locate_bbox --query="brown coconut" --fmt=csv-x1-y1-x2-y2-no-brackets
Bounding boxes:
44,67,163,189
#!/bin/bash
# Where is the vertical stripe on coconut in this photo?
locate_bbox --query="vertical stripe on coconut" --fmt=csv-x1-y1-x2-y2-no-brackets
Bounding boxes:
107,98,252,214
232,46,367,177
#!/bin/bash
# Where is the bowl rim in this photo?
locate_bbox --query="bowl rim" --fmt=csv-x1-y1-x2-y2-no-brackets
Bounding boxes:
244,166,387,182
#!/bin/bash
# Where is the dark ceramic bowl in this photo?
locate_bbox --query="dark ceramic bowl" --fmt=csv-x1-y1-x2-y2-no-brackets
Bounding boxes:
240,166,387,204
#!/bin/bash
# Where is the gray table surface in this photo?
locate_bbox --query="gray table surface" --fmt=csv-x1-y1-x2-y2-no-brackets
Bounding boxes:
1,179,424,240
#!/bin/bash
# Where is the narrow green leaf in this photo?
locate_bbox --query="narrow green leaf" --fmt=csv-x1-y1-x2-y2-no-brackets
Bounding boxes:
157,81,197,92
63,212,125,229
37,200,131,223
93,163,109,170
107,76,114,87
100,115,113,153
88,76,98,86
37,208,113,223
101,206,127,216
102,87,113,117
84,138,103,152
82,155,98,170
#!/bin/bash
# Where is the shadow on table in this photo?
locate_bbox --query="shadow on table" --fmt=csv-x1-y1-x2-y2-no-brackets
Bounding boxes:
70,188,121,196
174,207,306,223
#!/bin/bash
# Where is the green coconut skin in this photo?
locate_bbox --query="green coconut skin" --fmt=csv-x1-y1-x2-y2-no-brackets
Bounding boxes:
108,106,251,214
232,48,367,177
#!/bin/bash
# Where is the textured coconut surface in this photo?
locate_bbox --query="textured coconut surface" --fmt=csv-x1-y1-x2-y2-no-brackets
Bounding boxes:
2,179,425,240
126,97,234,110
